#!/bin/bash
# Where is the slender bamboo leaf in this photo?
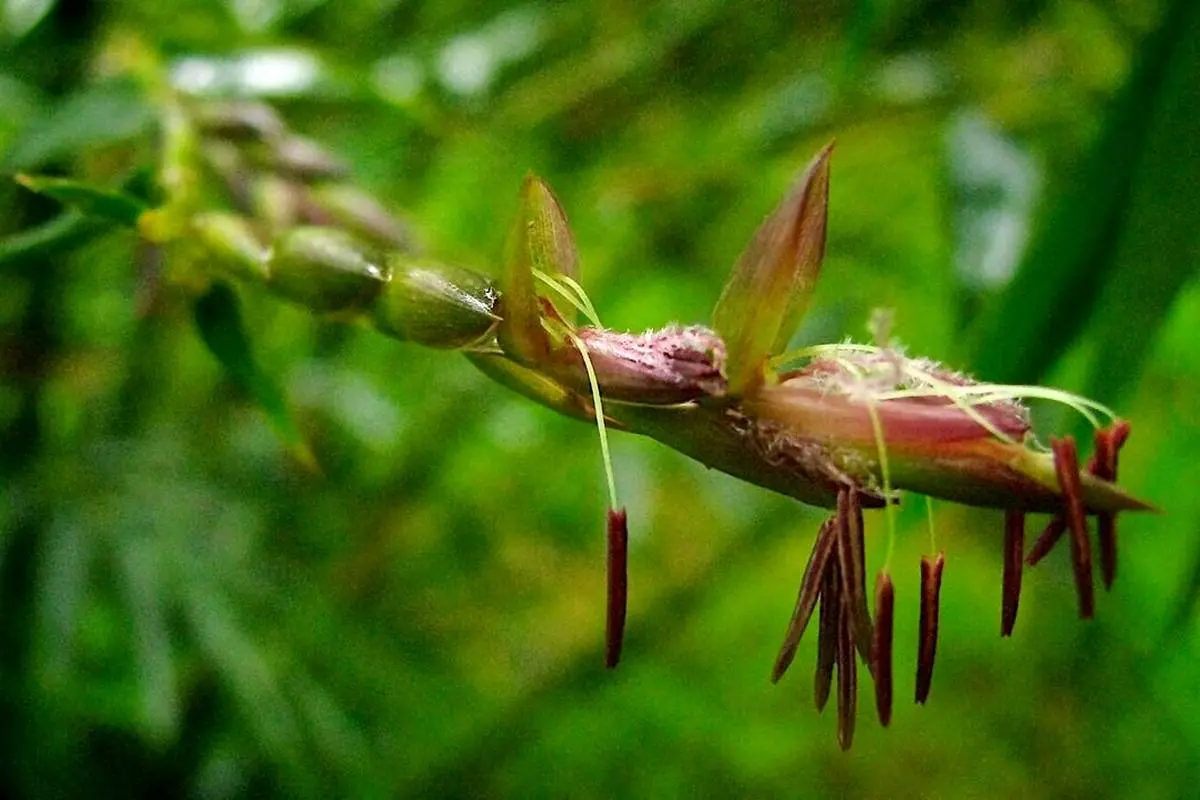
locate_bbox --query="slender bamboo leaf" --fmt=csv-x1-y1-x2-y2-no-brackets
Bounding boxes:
193,282,317,470
1080,0,1200,406
16,174,147,226
177,576,306,777
968,0,1192,384
2,78,153,171
114,537,179,744
0,212,105,270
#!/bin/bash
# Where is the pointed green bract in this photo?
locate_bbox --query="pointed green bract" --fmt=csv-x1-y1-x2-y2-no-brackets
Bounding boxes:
16,174,148,226
498,174,579,362
466,353,599,424
712,144,833,394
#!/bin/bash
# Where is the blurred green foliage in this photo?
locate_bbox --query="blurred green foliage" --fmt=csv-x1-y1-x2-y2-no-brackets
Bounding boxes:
2,0,1199,797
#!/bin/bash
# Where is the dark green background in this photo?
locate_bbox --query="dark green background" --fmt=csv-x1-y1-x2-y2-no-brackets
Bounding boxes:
1,0,1198,796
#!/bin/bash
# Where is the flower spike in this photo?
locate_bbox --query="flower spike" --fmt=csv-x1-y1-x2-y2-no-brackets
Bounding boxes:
180,114,1155,747
33,96,1160,755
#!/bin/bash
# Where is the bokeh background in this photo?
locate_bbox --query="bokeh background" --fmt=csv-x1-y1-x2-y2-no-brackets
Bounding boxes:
2,0,1199,796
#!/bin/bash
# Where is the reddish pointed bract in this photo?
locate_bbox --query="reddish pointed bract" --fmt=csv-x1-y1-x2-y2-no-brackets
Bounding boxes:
712,144,832,395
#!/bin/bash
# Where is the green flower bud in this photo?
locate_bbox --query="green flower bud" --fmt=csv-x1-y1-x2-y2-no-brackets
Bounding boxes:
251,174,301,232
267,227,389,312
192,212,268,282
193,101,285,144
274,136,350,181
305,183,417,251
373,255,499,348
248,136,349,182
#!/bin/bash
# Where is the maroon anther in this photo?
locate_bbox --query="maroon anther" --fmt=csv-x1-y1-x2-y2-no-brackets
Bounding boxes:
772,518,838,682
1051,437,1094,619
605,508,629,669
915,553,945,705
872,572,895,727
1026,516,1067,566
1093,421,1131,589
835,599,857,751
814,562,839,713
1002,509,1025,636
835,487,873,667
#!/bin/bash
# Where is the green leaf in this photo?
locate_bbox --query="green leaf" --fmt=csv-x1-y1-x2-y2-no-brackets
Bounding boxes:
712,143,832,395
968,0,1194,385
2,78,153,171
16,174,147,226
33,515,94,684
193,282,317,470
0,212,106,271
177,576,306,777
114,537,179,744
1079,0,1200,407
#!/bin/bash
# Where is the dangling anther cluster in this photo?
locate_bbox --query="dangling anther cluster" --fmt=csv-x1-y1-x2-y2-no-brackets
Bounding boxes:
770,486,904,750
772,422,1135,750
1021,421,1132,614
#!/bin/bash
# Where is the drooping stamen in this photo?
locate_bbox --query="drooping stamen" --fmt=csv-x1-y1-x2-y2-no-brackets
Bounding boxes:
836,597,857,751
1093,420,1131,590
533,268,601,327
606,508,628,669
864,396,898,569
916,552,945,705
1026,516,1066,566
835,487,873,667
814,562,839,712
872,572,895,727
564,330,628,667
1002,509,1025,637
1052,436,1094,619
772,517,838,682
1090,428,1116,591
1027,421,1132,576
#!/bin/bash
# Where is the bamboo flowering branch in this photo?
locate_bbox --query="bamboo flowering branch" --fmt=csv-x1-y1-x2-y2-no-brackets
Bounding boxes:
19,94,1153,749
